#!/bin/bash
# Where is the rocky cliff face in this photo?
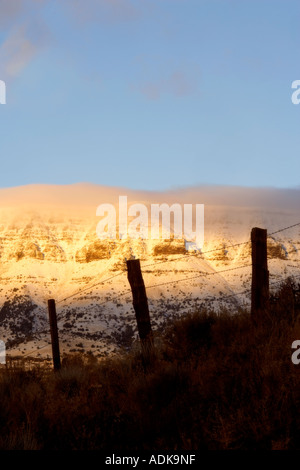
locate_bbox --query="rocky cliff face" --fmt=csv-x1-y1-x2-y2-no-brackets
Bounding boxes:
0,184,299,360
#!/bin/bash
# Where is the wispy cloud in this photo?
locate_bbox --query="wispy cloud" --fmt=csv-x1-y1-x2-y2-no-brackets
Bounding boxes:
0,0,48,27
0,0,24,27
0,19,51,80
0,1,51,80
132,54,201,100
0,26,37,78
139,69,198,100
62,0,141,24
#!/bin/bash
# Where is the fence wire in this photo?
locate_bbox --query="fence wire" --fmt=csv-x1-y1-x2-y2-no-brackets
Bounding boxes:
3,220,300,360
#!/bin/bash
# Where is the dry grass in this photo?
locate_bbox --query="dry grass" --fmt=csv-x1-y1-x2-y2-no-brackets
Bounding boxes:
0,278,300,450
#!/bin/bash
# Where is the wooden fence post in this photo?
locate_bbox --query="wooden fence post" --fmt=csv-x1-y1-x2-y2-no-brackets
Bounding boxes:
126,259,155,364
251,227,270,323
47,299,61,371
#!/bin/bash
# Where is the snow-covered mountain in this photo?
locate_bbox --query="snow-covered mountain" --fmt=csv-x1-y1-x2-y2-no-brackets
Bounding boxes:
0,183,299,361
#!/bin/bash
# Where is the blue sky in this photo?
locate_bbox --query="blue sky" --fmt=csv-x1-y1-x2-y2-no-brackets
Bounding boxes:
0,0,299,191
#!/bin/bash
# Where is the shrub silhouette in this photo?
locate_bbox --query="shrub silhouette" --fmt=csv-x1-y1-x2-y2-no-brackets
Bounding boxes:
1,278,300,450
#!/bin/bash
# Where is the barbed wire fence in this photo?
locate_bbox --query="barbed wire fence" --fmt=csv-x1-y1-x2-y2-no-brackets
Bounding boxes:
2,221,300,367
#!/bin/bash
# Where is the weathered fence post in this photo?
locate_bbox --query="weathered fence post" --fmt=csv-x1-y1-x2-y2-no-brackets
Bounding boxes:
251,227,270,323
126,259,155,365
47,299,61,371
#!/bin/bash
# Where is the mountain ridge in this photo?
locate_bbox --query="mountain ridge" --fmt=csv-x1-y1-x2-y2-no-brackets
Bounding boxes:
0,183,299,360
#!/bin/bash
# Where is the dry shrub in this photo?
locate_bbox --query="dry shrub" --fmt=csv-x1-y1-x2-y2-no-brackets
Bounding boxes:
1,278,300,450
